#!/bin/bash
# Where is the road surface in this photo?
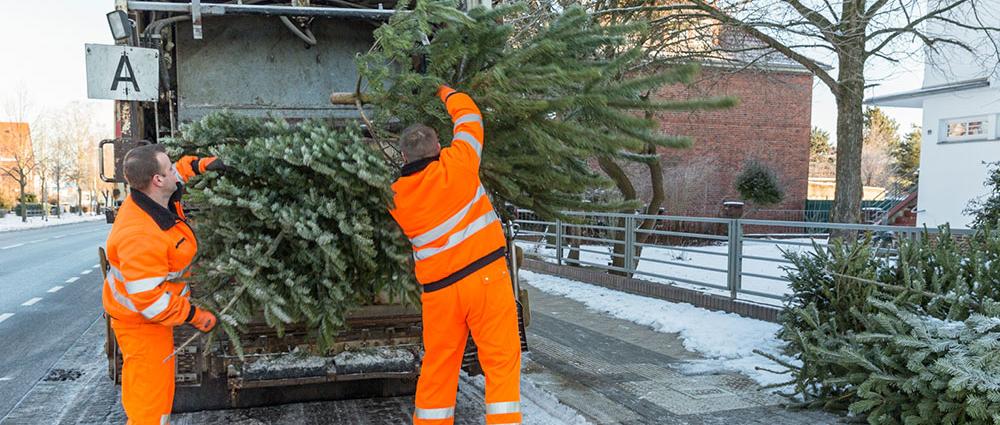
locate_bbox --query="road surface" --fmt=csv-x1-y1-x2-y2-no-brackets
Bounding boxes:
0,221,109,419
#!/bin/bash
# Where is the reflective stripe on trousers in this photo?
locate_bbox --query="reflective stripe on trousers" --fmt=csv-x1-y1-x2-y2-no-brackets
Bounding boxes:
414,406,455,420
485,401,520,415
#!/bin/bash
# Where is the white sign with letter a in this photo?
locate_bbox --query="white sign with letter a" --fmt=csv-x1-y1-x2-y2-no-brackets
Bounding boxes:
85,44,159,102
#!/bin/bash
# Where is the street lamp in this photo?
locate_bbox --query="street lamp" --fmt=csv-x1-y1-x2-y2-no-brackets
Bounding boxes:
106,10,134,42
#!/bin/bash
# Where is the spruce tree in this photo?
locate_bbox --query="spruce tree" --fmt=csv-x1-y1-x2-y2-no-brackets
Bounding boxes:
165,114,418,353
769,225,1000,423
735,160,784,207
967,162,1000,229
355,0,736,220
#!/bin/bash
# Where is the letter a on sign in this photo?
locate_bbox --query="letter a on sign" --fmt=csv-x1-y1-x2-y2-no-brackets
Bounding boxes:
111,52,140,93
86,44,158,102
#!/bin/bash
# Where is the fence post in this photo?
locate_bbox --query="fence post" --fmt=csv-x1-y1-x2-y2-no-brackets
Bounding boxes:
624,215,635,273
555,220,563,266
726,219,744,299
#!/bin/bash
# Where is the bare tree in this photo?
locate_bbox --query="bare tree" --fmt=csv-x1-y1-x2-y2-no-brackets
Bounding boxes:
1,87,38,222
641,0,1000,225
52,103,103,217
31,116,55,221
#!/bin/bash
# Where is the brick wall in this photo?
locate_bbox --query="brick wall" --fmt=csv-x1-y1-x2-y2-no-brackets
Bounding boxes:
631,67,813,216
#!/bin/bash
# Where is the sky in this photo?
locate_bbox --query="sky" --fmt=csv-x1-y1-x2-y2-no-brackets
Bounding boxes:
0,1,924,144
0,1,115,134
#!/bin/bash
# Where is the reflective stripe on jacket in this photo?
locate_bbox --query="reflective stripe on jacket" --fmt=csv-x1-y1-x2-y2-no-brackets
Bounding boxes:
390,87,507,290
102,156,216,325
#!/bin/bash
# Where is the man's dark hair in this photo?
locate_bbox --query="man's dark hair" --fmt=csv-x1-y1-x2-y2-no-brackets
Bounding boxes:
399,124,440,162
123,144,167,190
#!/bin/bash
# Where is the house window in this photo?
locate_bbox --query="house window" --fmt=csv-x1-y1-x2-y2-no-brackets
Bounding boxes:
940,115,994,142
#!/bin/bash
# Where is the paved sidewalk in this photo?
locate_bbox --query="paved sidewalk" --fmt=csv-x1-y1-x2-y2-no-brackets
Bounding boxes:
519,284,841,424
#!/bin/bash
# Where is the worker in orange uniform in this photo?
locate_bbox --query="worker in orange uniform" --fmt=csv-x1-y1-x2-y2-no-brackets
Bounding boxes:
103,144,226,425
390,86,522,424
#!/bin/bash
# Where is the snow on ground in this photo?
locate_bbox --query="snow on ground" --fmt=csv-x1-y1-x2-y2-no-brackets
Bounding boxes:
464,370,592,425
523,270,796,387
0,213,104,232
517,238,825,305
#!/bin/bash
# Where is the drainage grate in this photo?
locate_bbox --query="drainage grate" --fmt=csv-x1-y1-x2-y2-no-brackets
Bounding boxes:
43,368,84,382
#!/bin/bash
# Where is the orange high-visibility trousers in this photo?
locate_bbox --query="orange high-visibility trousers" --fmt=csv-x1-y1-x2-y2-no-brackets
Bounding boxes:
414,258,522,425
111,318,176,425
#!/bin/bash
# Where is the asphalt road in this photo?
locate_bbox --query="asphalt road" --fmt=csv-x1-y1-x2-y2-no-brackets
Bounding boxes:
0,221,110,419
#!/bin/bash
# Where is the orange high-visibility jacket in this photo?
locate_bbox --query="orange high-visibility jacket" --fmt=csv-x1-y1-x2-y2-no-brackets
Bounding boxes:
102,156,218,325
390,86,507,291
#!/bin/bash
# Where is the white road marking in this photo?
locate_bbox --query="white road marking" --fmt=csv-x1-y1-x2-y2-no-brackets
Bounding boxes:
27,239,43,243
47,286,64,293
0,243,24,250
52,235,65,239
0,376,12,382
81,270,92,275
21,298,42,306
66,277,80,283
0,313,13,323
92,264,100,269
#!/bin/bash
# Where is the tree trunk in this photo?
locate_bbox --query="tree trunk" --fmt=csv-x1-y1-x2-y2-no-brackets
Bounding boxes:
77,187,83,216
635,143,665,244
830,47,866,235
597,145,666,278
55,176,61,218
19,182,27,223
597,156,634,276
40,176,48,221
566,224,582,266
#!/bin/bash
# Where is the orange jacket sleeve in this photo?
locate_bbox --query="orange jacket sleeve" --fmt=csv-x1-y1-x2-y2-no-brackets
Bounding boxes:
174,156,221,183
437,86,484,170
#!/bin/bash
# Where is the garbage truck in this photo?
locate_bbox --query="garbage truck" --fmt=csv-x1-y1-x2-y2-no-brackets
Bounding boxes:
90,0,528,412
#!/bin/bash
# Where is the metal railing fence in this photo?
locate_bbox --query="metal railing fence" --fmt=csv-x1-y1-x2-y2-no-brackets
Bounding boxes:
512,210,975,304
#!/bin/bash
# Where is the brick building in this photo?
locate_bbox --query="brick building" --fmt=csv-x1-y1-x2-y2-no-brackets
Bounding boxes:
616,60,813,219
0,122,33,207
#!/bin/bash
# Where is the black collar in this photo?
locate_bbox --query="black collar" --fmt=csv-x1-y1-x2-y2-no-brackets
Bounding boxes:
131,188,180,231
400,155,440,177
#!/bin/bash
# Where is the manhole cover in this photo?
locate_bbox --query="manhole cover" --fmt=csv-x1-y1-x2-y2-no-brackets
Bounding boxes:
675,387,731,399
43,368,83,382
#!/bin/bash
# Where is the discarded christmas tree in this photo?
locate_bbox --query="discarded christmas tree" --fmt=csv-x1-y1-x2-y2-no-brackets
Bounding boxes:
765,226,1000,423
166,113,418,352
166,0,734,350
353,0,736,219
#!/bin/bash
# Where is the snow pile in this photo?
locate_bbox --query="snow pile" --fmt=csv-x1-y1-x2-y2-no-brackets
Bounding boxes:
241,348,331,380
522,270,795,387
0,213,104,232
334,347,415,374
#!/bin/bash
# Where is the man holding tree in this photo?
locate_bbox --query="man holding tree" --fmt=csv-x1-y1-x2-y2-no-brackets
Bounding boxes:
389,85,522,425
102,144,225,425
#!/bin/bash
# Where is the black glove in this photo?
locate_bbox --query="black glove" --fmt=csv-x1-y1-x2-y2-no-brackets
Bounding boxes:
205,158,229,172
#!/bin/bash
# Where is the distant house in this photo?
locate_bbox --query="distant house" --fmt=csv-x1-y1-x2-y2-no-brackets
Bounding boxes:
866,2,1000,228
0,122,33,206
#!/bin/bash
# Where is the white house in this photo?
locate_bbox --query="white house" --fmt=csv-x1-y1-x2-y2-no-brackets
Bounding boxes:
866,2,1000,229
